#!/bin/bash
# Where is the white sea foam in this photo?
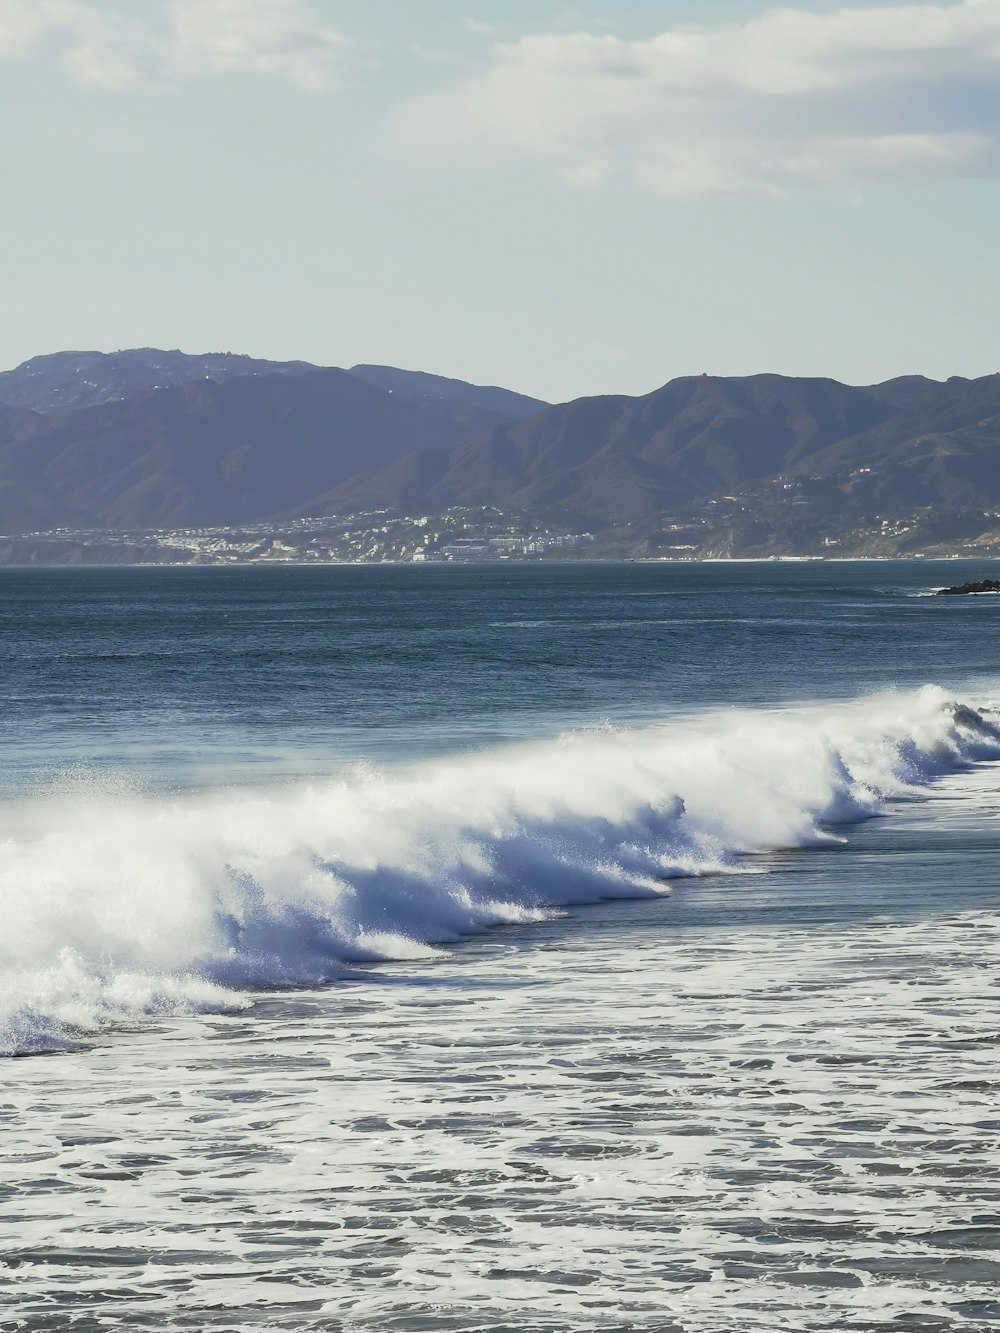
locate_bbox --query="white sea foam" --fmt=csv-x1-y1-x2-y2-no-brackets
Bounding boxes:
2,685,997,1055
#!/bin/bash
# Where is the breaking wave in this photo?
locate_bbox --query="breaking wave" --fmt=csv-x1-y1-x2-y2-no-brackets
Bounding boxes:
2,686,998,1055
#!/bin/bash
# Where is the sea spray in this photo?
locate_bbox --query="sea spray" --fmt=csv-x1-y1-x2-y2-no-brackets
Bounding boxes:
2,685,997,1055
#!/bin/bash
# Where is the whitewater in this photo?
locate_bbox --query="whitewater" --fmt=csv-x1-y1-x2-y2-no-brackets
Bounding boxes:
3,685,997,1057
5,561,1000,1332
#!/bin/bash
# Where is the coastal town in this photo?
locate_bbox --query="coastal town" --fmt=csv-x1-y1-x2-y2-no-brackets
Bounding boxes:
3,486,1000,565
0,507,596,566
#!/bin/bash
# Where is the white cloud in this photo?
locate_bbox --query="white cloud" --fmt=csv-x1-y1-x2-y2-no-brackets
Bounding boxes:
0,0,345,91
0,0,49,61
0,0,157,89
397,0,1000,193
173,0,345,90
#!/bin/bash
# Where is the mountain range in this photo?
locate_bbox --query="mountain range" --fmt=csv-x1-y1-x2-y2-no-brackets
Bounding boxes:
1,347,999,554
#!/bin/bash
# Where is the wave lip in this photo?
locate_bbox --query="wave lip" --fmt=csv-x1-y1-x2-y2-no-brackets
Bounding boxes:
2,685,998,1055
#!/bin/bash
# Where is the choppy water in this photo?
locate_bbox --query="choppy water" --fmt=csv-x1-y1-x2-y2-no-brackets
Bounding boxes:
2,561,1000,1330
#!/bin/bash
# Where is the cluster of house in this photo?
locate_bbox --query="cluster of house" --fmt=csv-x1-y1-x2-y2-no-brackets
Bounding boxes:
433,533,594,561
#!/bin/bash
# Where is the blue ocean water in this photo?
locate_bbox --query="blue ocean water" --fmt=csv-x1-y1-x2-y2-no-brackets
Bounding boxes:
2,559,998,791
2,561,1000,1331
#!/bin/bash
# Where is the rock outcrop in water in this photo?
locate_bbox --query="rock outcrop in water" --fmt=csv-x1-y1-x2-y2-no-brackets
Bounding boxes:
935,579,1000,595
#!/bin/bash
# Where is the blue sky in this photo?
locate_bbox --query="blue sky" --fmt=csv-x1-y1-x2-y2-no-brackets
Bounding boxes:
1,0,998,401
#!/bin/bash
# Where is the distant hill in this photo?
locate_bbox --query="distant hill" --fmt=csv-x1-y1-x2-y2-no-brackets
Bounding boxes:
322,374,897,520
0,348,545,430
0,369,468,531
1,348,999,554
0,350,545,531
324,371,1000,528
349,364,548,430
0,348,318,415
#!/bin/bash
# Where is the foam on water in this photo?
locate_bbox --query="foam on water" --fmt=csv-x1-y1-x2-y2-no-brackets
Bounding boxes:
5,833,1000,1331
2,684,998,1055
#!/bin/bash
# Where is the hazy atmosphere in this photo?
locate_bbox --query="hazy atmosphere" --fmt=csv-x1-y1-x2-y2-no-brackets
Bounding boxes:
3,0,999,400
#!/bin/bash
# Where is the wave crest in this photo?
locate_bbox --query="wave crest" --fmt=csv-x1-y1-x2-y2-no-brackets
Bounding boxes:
2,685,997,1055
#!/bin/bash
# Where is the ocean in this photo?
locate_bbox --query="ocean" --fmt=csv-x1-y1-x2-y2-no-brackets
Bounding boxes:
2,560,999,1332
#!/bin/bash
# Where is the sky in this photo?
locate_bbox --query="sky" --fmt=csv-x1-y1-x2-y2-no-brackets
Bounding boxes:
1,0,999,402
